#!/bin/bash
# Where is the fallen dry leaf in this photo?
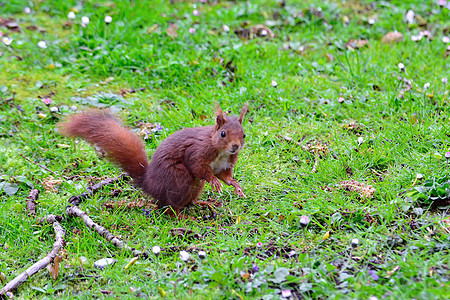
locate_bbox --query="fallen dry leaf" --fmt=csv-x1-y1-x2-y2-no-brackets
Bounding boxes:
167,23,179,39
339,179,375,198
381,31,404,44
43,176,63,192
47,256,61,280
345,39,370,50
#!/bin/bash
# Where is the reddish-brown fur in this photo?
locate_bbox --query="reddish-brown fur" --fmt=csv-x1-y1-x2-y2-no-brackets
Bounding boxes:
59,104,248,218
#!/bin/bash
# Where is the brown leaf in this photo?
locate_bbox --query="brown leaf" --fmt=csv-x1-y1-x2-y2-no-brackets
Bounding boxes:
338,179,375,198
43,176,63,192
48,256,61,280
345,39,369,50
167,23,179,39
147,24,159,34
381,31,404,44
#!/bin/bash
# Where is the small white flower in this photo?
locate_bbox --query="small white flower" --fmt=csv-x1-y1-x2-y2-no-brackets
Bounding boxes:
49,106,59,112
104,16,112,24
443,36,450,44
193,10,199,16
198,250,207,259
416,173,423,180
180,250,190,262
24,7,31,14
405,9,415,24
81,16,89,26
189,28,196,34
271,80,278,87
423,82,430,90
68,11,75,20
223,25,230,32
261,29,268,36
411,35,422,42
2,37,12,46
368,18,375,25
351,238,359,248
281,290,292,298
37,41,47,49
420,30,431,37
299,215,310,227
398,63,405,70
152,246,161,256
357,137,364,145
443,77,448,84
368,297,378,300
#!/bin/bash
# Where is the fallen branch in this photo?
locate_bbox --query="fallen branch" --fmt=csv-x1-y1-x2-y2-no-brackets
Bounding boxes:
65,205,147,258
26,189,39,217
69,174,128,206
0,215,65,297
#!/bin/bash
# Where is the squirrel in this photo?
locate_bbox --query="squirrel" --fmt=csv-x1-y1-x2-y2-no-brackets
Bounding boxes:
58,103,248,219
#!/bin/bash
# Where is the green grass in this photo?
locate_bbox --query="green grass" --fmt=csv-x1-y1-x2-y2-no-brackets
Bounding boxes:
1,0,449,299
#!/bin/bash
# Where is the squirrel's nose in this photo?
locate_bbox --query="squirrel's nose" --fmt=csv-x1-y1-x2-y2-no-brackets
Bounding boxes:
232,144,239,152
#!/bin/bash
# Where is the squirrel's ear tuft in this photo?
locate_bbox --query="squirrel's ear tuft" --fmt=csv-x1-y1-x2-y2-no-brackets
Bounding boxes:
239,103,249,123
214,102,225,129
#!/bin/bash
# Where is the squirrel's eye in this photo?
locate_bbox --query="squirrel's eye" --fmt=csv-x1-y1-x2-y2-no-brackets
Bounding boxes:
221,130,226,138
243,133,246,138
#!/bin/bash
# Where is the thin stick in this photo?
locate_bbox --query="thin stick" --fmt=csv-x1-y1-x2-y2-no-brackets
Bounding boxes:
65,205,147,258
69,174,128,206
26,189,39,217
19,154,58,176
0,215,65,297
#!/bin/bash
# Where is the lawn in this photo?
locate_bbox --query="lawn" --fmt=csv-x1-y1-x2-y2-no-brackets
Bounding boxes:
0,0,449,299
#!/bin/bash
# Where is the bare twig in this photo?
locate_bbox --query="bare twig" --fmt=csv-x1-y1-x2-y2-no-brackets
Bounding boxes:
19,154,58,176
0,215,65,297
26,189,39,217
65,205,147,258
69,174,128,206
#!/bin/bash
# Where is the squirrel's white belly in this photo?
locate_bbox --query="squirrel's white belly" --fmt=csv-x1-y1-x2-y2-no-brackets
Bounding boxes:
211,152,231,174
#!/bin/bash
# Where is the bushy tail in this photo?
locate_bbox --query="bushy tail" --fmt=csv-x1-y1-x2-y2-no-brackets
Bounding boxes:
59,109,149,185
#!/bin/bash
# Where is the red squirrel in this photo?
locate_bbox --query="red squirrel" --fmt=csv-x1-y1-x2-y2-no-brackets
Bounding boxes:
59,104,248,218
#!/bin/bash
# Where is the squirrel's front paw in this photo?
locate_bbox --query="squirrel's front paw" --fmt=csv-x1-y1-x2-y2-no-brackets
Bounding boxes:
234,186,246,198
210,176,222,193
231,180,246,197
